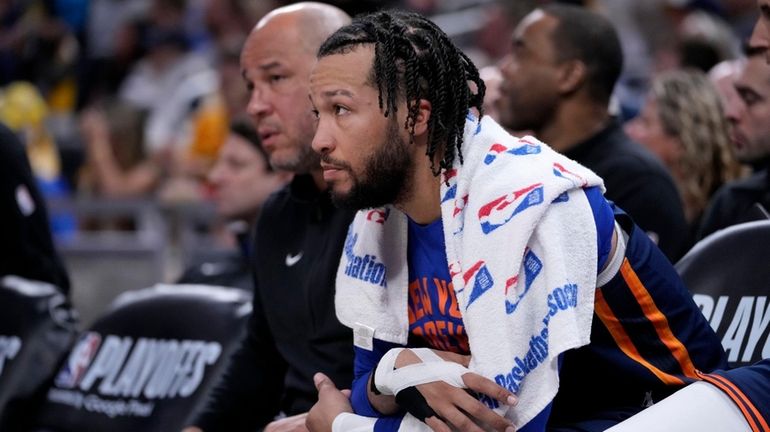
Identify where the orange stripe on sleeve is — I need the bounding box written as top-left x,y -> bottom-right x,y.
595,288 -> 684,386
619,259 -> 698,378
698,371 -> 769,432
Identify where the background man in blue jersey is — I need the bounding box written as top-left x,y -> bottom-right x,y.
304,9 -> 726,432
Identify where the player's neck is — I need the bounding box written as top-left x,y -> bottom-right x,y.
396,157 -> 442,225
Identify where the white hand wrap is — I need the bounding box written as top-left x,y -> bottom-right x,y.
331,412 -> 377,432
373,348 -> 470,395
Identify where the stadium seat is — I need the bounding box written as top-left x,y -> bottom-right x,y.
676,220 -> 770,368
0,276 -> 77,432
33,284 -> 251,431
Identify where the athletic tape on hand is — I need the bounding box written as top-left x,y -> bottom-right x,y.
374,348 -> 470,396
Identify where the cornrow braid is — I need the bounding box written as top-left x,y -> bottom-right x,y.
318,9 -> 485,176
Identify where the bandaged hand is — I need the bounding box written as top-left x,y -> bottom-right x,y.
372,348 -> 517,432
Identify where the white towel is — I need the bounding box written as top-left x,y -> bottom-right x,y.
335,114 -> 604,429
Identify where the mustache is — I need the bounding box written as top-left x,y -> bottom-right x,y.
320,154 -> 352,171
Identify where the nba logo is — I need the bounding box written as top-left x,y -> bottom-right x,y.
553,163 -> 587,187
509,139 -> 541,156
54,332 -> 102,388
484,141 -> 541,165
484,143 -> 508,165
453,194 -> 468,217
465,261 -> 495,307
478,184 -> 544,234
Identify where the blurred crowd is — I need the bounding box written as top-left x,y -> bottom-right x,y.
2,0 -> 770,430
0,0 -> 765,290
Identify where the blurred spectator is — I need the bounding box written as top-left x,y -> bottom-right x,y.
497,4 -> 690,260
215,41 -> 248,123
117,0 -> 227,194
676,8 -> 741,72
178,119 -> 290,289
0,80 -> 75,237
709,57 -> 747,122
479,65 -> 503,123
78,102 -> 157,199
700,43 -> 770,237
626,69 -> 745,233
0,121 -> 70,293
79,0 -> 149,106
0,1 -> 79,107
202,0 -> 259,53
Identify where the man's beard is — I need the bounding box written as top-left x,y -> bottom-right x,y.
327,120 -> 414,210
271,143 -> 321,173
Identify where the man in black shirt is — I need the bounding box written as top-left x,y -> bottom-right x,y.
496,5 -> 689,261
185,3 -> 353,431
0,122 -> 70,293
699,46 -> 770,238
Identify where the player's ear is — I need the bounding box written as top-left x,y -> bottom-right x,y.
412,99 -> 432,136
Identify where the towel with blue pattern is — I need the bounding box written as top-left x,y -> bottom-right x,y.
335,114 -> 604,429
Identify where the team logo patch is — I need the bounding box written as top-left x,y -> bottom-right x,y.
55,332 -> 102,389
464,261 -> 495,307
478,184 -> 544,234
15,185 -> 35,216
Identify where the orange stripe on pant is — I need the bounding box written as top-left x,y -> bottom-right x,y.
594,288 -> 684,386
698,371 -> 770,432
618,259 -> 698,378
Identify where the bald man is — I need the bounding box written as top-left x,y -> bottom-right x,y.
184,4 -> 353,432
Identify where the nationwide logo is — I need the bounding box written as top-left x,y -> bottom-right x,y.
464,261 -> 495,307
53,333 -> 221,400
0,335 -> 22,377
484,140 -> 541,165
478,184 -> 544,234
552,163 -> 587,187
342,231 -> 387,287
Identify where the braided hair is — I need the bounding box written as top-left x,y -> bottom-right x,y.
318,10 -> 485,176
